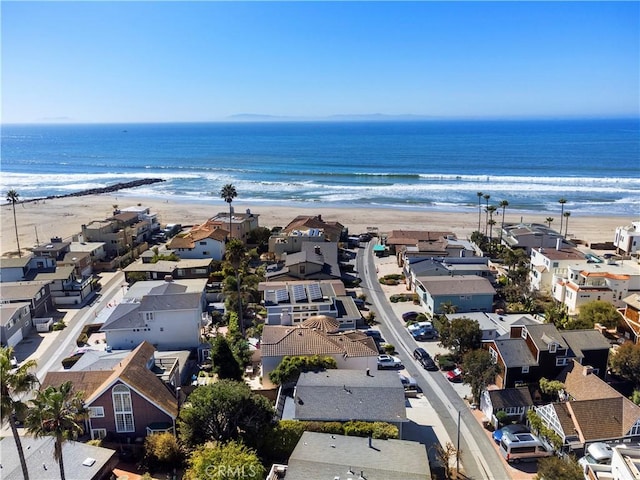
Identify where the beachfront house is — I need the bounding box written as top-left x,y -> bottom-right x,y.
266,242 -> 342,281
268,226 -> 327,260
614,221 -> 640,256
118,205 -> 162,235
281,215 -> 346,243
259,279 -> 361,330
165,220 -> 227,260
404,256 -> 494,292
549,255 -> 640,314
123,258 -> 214,282
260,319 -> 379,389
384,230 -> 459,262
415,275 -> 496,315
81,212 -> 152,258
282,370 -> 408,438
40,341 -> 179,441
487,323 -> 610,389
500,223 -> 569,254
208,209 -> 260,242
268,432 -> 430,480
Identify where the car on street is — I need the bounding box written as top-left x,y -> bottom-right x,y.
492,424 -> 530,444
377,354 -> 403,370
398,373 -> 418,390
413,347 -> 438,371
446,367 -> 463,382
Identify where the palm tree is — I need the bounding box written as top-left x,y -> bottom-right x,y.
558,198 -> 567,234
546,217 -> 554,228
25,381 -> 87,480
6,190 -> 22,257
225,239 -> 247,335
220,184 -> 238,240
476,192 -> 483,232
563,211 -> 571,237
1,346 -> 38,480
483,194 -> 491,235
498,200 -> 509,243
485,205 -> 497,241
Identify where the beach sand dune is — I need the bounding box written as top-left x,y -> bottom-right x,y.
1,193 -> 632,256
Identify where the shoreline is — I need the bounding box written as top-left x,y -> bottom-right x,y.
1,192 -> 635,257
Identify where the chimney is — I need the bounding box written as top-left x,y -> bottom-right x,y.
556,237 -> 562,250
315,245 -> 321,255
164,275 -> 173,282
583,365 -> 595,376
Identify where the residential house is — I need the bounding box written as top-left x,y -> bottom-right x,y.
0,255 -> 37,282
259,279 -> 361,330
550,256 -> 640,314
281,215 -> 346,243
260,319 -> 379,389
2,436 -> 117,480
487,324 -> 610,389
266,242 -> 341,281
529,243 -> 587,294
284,369 -> 408,437
40,341 -> 179,441
59,250 -> 94,278
404,256 -> 494,292
209,208 -> 260,242
446,312 -> 540,343
415,275 -> 496,315
0,302 -> 32,347
99,277 -> 207,350
81,212 -> 151,258
535,361 -> 640,449
501,222 -> 568,254
123,258 -> 214,282
166,220 -> 227,260
268,431 -> 430,480
69,240 -> 107,262
35,265 -> 95,307
619,293 -> 640,344
384,230 -> 456,259
480,386 -> 534,428
268,226 -> 326,260
614,221 -> 640,255
0,280 -> 54,318
118,205 -> 162,234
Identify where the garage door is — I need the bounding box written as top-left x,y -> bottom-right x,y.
7,328 -> 23,348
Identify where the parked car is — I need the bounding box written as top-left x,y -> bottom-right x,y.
492,424 -> 530,444
364,329 -> 382,341
413,347 -> 438,371
402,311 -> 420,322
377,354 -> 403,370
398,373 -> 418,390
408,321 -> 438,340
446,367 -> 463,382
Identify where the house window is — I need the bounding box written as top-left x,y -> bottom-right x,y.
88,406 -> 104,418
556,357 -> 569,367
91,428 -> 107,440
521,329 -> 528,340
112,384 -> 135,433
199,241 -> 207,245
549,343 -> 557,353
522,366 -> 529,374
145,312 -> 154,322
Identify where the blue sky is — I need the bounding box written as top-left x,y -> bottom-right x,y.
2,1 -> 638,123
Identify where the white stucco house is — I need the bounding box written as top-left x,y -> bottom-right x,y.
166,220 -> 227,260
100,277 -> 208,350
614,221 -> 640,255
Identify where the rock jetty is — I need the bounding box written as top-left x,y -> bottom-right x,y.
22,178 -> 165,203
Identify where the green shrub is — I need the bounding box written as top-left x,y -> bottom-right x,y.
383,344 -> 395,355
61,353 -> 83,369
52,321 -> 66,331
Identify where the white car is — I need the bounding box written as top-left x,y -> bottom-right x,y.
377,354 -> 403,370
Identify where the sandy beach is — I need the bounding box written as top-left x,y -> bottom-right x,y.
1,193 -> 634,257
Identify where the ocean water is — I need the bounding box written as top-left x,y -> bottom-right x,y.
1,119 -> 638,217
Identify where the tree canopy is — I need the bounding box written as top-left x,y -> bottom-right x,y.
210,335 -> 243,381
178,380 -> 273,449
184,440 -> 265,480
461,349 -> 499,404
610,342 -> 640,387
268,355 -> 338,386
535,455 -> 583,480
434,316 -> 482,360
577,300 -> 620,329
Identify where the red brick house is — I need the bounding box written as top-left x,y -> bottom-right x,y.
41,342 -> 178,441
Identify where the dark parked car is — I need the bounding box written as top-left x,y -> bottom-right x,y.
402,311 -> 420,322
413,348 -> 438,371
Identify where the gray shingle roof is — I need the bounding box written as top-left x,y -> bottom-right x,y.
488,386 -> 534,409
417,275 -> 496,295
286,432 -> 430,480
493,338 -> 538,368
293,370 -> 407,424
561,329 -> 611,358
